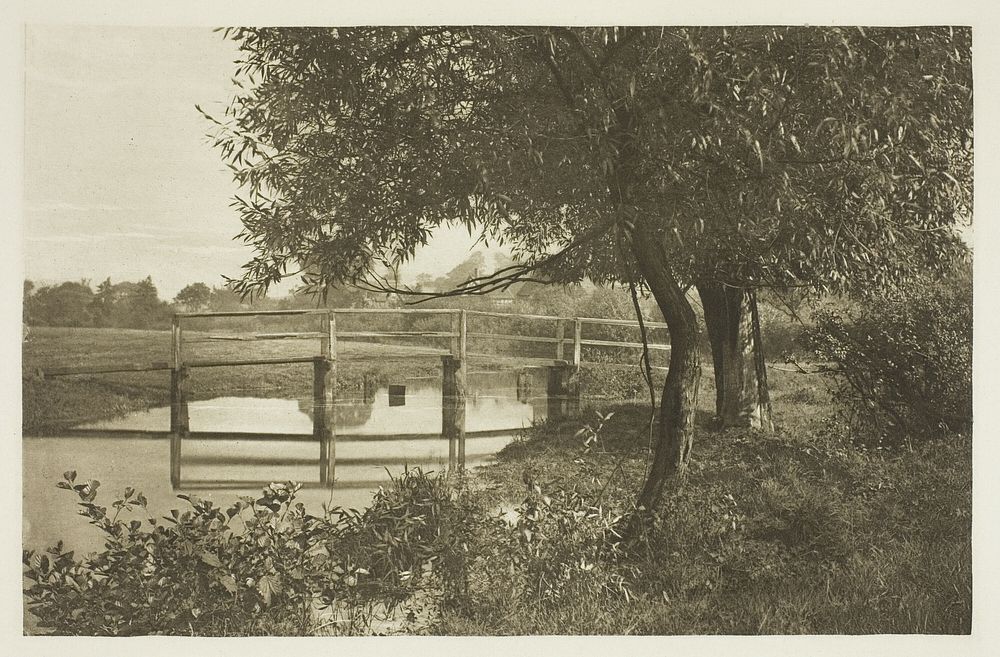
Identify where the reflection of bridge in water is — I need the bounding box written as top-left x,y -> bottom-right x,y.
41,308 -> 669,491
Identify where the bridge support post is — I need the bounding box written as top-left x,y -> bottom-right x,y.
547,364 -> 579,421
516,367 -> 532,403
442,355 -> 467,472
572,318 -> 583,368
169,366 -> 189,489
316,312 -> 337,487
568,367 -> 581,416
315,356 -> 337,486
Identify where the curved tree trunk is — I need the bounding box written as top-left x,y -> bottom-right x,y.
697,282 -> 773,431
630,222 -> 702,511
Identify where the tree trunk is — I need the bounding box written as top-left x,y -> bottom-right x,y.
697,282 -> 773,431
630,222 -> 702,511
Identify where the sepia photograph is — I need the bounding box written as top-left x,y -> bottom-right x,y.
8,2 -> 993,653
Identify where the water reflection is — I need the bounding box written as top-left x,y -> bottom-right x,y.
24,370 -> 548,554
77,370 -> 548,435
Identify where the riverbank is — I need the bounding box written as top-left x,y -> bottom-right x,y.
443,397 -> 971,634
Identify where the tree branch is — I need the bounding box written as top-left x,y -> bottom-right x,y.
351,218 -> 617,304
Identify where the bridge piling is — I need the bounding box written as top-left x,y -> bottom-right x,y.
442,354 -> 467,472
317,313 -> 337,486
169,317 -> 188,488
547,364 -> 580,421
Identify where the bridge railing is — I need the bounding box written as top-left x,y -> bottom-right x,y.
159,308 -> 669,368
35,308 -> 671,489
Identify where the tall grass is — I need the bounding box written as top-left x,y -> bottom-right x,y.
441,391 -> 971,635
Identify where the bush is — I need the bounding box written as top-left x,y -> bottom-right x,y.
24,469 -> 474,636
806,274 -> 972,448
449,481 -> 639,634
339,467 -> 480,610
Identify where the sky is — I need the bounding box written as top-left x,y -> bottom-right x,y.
23,25 -> 503,299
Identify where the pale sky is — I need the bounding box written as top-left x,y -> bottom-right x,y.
23,25 -> 500,299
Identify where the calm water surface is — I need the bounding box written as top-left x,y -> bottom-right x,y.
23,371 -> 547,553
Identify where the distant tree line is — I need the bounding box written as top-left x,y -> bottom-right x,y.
24,277 -> 171,330
22,274 -> 444,330
22,267 -> 653,333
21,251 -> 670,333
23,277 -> 264,330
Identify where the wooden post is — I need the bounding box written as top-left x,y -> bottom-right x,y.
442,355 -> 467,472
442,310 -> 467,471
450,311 -> 461,357
547,365 -> 566,421
555,319 -> 565,361
317,312 -> 337,485
517,367 -> 531,403
458,309 -> 467,361
572,318 -> 583,368
320,311 -> 337,358
567,366 -> 581,416
568,317 -> 582,412
171,316 -> 182,370
457,309 -> 467,469
315,356 -> 337,486
169,366 -> 189,489
547,364 -> 579,421
169,316 -> 187,489
329,312 -> 337,358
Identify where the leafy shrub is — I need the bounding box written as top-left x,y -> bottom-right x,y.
806,274 -> 972,448
337,467 -> 479,609
464,482 -> 637,621
24,469 -> 474,636
578,365 -> 655,403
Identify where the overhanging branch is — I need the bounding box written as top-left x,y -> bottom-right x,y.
351,218 -> 617,304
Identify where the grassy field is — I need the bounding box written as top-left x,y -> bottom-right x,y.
21,327 -> 459,434
21,326 -> 972,634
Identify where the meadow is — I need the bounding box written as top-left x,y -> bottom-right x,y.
22,326 -> 449,435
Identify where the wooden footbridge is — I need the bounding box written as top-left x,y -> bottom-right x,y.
40,308 -> 670,490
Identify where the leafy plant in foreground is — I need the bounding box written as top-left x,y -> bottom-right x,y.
468,481 -> 638,616
24,469 -> 472,636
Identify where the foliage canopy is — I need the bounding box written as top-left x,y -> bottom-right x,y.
207,26 -> 972,299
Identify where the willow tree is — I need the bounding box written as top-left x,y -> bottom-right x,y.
206,26 -> 972,510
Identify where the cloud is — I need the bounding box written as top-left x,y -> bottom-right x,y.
25,200 -> 128,214
23,231 -> 242,247
25,234 -> 95,244
180,246 -> 249,257
27,231 -> 161,243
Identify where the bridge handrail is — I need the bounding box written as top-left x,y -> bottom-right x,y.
37,308 -> 670,378
175,309 -> 329,318
464,309 -> 565,322
577,315 -> 669,330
